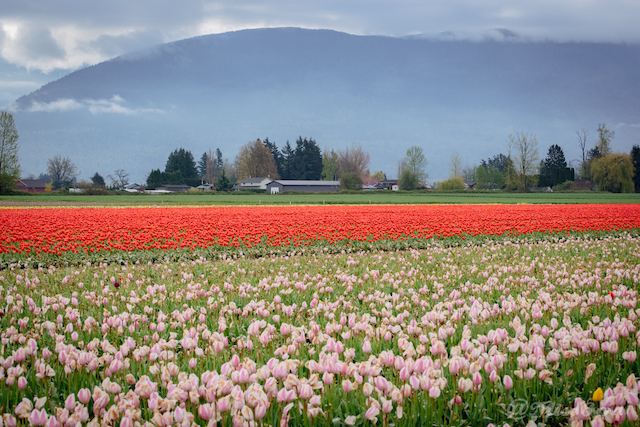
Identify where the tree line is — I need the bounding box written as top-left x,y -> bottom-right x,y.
143,137 -> 376,191
2,108 -> 640,194
428,124 -> 638,193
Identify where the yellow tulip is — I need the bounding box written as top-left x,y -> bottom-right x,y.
593,387 -> 604,402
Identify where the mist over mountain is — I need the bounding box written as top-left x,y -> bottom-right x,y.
11,27 -> 640,182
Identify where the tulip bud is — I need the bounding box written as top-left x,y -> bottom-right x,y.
503,375 -> 513,390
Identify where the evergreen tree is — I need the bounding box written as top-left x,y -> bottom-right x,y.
538,144 -> 567,187
295,137 -> 323,180
165,148 -> 198,179
281,141 -> 295,179
215,148 -> 223,177
198,152 -> 208,178
215,169 -> 232,191
631,145 -> 640,192
146,169 -> 164,189
90,172 -> 106,187
146,169 -> 185,189
482,154 -> 509,173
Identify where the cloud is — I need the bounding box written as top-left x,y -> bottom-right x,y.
26,98 -> 83,112
23,95 -> 163,115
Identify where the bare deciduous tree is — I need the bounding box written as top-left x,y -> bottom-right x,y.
509,131 -> 540,191
448,152 -> 462,178
576,128 -> 589,177
0,111 -> 20,194
234,139 -> 279,180
107,169 -> 130,189
47,155 -> 78,189
204,149 -> 217,185
461,164 -> 476,181
337,143 -> 370,179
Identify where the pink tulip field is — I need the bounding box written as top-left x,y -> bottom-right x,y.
1,219 -> 639,426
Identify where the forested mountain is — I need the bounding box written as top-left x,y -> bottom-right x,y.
11,27 -> 640,181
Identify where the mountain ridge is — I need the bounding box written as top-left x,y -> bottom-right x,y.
12,27 -> 640,182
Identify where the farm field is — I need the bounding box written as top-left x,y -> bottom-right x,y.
0,204 -> 639,426
2,190 -> 640,206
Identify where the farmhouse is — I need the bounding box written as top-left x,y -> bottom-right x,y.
375,179 -> 397,190
13,179 -> 48,193
266,180 -> 340,194
232,177 -> 272,191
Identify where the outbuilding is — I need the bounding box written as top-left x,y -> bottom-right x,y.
155,185 -> 193,192
266,180 -> 340,194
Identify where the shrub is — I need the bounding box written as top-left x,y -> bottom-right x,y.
340,172 -> 363,190
438,176 -> 465,191
553,180 -> 574,191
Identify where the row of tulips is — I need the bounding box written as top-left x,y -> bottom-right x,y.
2,204 -> 640,255
1,230 -> 639,426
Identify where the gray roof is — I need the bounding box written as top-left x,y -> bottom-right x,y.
18,179 -> 46,188
156,185 -> 192,191
269,180 -> 340,186
241,177 -> 271,184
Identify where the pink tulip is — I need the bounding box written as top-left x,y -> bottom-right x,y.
299,383 -> 313,400
217,396 -> 231,413
28,409 -> 48,426
375,376 -> 389,393
17,377 -> 27,390
45,415 -> 58,427
365,405 -> 380,421
409,375 -> 420,390
198,403 -> 213,421
381,398 -> 393,414
429,386 -> 441,399
64,394 -> 75,411
612,406 -> 625,424
399,367 -> 410,382
503,375 -> 513,390
77,388 -> 91,404
4,414 -> 17,427
276,388 -> 296,404
362,340 -> 372,353
472,372 -> 483,386
609,341 -> 619,354
322,372 -> 334,385
255,403 -> 268,420
174,406 -> 185,423
342,379 -> 355,394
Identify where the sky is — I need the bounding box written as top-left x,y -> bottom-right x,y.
1,0 -> 640,108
